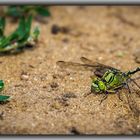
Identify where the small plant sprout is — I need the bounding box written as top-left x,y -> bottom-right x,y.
0,16 -> 40,53
0,80 -> 10,102
5,6 -> 51,18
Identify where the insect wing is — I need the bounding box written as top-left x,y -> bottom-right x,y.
57,57 -> 120,76
57,61 -> 97,71
80,57 -> 120,71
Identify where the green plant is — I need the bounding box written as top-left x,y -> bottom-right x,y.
0,16 -> 40,53
0,17 -> 5,38
6,6 -> 51,18
0,80 -> 10,102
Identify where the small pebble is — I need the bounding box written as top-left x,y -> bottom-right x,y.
50,82 -> 59,88
70,127 -> 81,135
29,64 -> 35,68
42,85 -> 47,88
20,74 -> 29,80
63,92 -> 77,98
51,24 -> 60,34
97,56 -> 103,61
62,38 -> 69,43
0,111 -> 4,120
51,24 -> 70,35
116,51 -> 124,57
137,125 -> 140,129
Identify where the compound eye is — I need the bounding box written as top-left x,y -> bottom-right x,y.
94,80 -> 98,84
93,78 -> 99,84
91,83 -> 100,92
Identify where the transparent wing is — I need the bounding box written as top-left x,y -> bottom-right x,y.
56,61 -> 97,71
57,57 -> 120,77
80,57 -> 120,71
57,57 -> 118,71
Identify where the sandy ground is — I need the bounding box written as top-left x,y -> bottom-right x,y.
0,6 -> 140,135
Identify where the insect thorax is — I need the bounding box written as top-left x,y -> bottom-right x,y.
102,70 -> 126,89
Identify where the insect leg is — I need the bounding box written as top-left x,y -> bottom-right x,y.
129,78 -> 140,97
116,90 -> 123,101
125,83 -> 131,93
99,92 -> 108,105
132,76 -> 140,81
130,78 -> 140,89
84,91 -> 92,97
125,83 -> 140,116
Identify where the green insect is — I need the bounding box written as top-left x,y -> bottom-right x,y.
91,67 -> 140,93
57,57 -> 140,104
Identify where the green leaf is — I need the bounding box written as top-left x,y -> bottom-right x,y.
32,26 -> 40,40
6,6 -> 51,18
8,16 -> 32,44
25,16 -> 32,39
0,95 -> 10,102
6,6 -> 22,17
0,17 -> 26,48
0,80 -> 4,91
0,17 -> 5,38
0,33 -> 18,48
15,16 -> 32,44
14,17 -> 26,41
0,15 -> 39,53
35,7 -> 51,17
